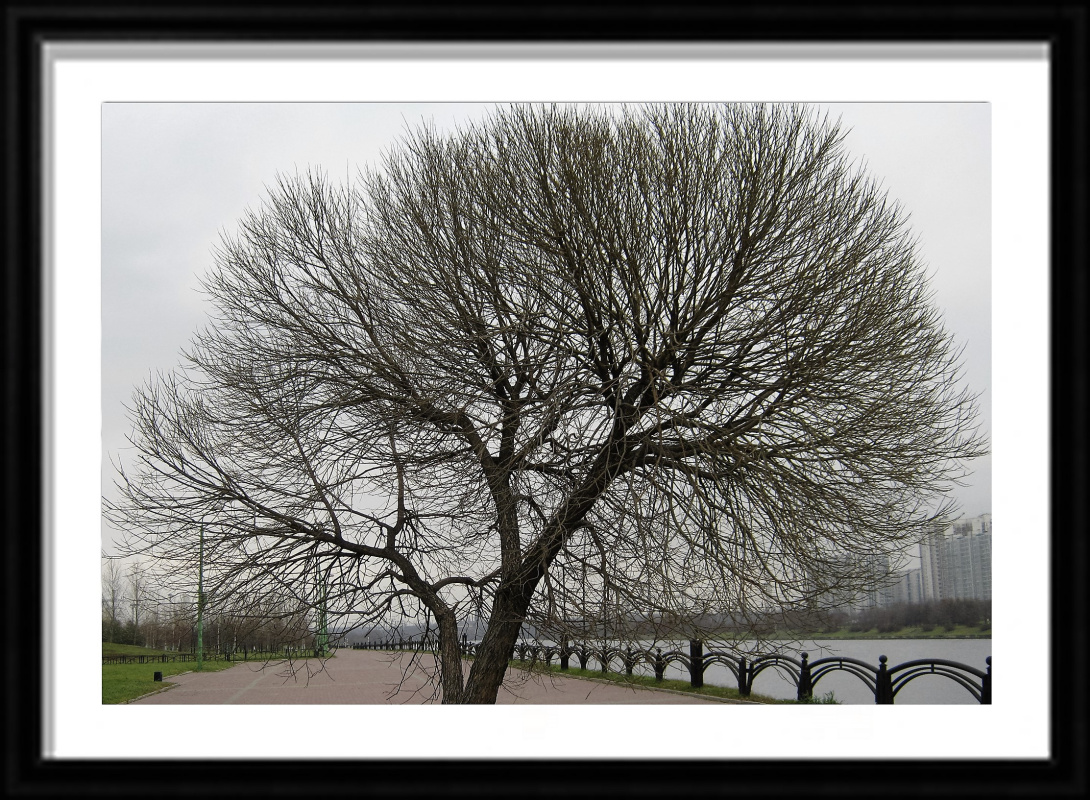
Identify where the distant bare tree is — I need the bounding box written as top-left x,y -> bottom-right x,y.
101,558 -> 124,642
107,103 -> 986,703
126,562 -> 147,647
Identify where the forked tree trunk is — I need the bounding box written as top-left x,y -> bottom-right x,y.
455,470 -> 614,703
459,586 -> 534,704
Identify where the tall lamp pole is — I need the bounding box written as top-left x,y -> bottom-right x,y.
315,558 -> 328,657
196,525 -> 205,671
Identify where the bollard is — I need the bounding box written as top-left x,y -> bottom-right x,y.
153,671 -> 163,682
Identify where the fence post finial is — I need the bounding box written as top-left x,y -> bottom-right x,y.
797,652 -> 813,702
981,656 -> 991,705
876,654 -> 894,704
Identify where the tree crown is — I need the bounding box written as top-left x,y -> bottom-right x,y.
108,103 -> 986,685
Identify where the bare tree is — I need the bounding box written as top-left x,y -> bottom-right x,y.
101,558 -> 124,643
106,104 -> 986,703
126,561 -> 147,647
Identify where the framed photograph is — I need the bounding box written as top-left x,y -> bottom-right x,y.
6,3 -> 1085,795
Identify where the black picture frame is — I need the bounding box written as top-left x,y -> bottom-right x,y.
5,2 -> 1086,796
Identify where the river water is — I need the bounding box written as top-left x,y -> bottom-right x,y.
573,638 -> 992,705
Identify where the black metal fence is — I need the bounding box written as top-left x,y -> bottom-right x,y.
148,635 -> 987,704
520,639 -> 991,705
352,637 -> 991,705
102,646 -> 311,665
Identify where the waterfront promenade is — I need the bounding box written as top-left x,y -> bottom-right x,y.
130,647 -> 737,705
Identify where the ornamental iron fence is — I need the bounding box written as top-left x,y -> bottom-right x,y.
329,636 -> 994,705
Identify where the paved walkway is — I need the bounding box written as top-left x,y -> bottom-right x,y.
131,648 -> 737,705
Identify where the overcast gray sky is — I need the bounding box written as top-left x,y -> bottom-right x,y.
101,102 -> 991,556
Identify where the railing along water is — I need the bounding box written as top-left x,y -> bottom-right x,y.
502,638 -> 992,705
148,636 -> 992,704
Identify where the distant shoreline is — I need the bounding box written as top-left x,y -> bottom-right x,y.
753,629 -> 991,641
783,634 -> 992,641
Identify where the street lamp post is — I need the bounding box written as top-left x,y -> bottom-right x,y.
197,526 -> 205,671
315,558 -> 329,657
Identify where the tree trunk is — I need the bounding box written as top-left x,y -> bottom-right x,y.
460,587 -> 533,703
457,463 -> 620,703
437,612 -> 466,704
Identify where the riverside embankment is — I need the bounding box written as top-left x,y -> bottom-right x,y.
130,648 -> 742,705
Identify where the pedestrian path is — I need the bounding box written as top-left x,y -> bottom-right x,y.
131,648 -> 738,704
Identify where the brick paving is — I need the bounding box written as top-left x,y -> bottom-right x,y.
131,647 -> 735,705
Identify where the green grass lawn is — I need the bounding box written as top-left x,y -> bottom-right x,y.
510,660 -> 827,704
102,643 -> 337,704
102,659 -> 237,704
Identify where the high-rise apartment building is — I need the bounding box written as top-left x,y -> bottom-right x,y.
805,513 -> 991,612
803,552 -> 898,611
853,553 -> 896,610
918,513 -> 992,602
890,567 -> 925,605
